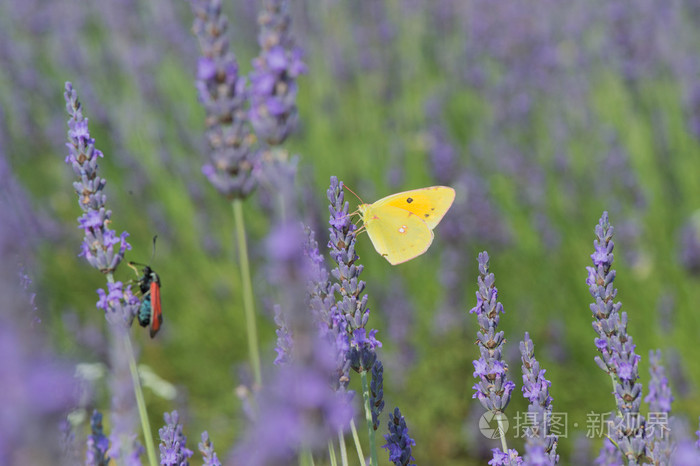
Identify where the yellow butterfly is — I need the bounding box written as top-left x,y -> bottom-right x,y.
356,186 -> 456,265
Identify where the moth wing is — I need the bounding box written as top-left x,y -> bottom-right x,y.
364,205 -> 434,265
149,281 -> 162,338
375,186 -> 456,230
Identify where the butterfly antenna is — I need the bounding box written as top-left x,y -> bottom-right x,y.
150,235 -> 158,263
343,184 -> 364,204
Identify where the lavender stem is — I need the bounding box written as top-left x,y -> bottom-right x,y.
233,199 -> 262,388
338,428 -> 350,466
123,331 -> 157,466
350,419 -> 367,466
361,370 -> 379,466
327,441 -> 338,466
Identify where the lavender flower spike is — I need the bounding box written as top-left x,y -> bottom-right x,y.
327,176 -> 381,375
192,0 -> 256,199
86,410 -> 110,466
520,332 -> 558,464
64,82 -> 140,329
64,82 -> 131,275
158,411 -> 194,465
470,252 -> 516,413
585,212 -> 646,462
370,360 -> 385,430
644,349 -> 674,463
198,432 -> 221,466
383,407 -> 416,466
249,0 -> 307,145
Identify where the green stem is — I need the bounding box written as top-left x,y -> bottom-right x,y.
337,428 -> 349,466
328,440 -> 338,466
360,371 -> 378,466
495,411 -> 508,454
299,449 -> 314,466
106,273 -> 157,466
350,419 -> 366,466
232,199 -> 262,388
123,332 -> 158,466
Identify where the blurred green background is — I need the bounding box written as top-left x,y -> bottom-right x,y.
2,0 -> 700,463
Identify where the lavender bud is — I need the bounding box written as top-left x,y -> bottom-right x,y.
383,407 -> 416,466
158,410 -> 194,465
370,360 -> 385,430
470,252 -> 515,413
86,410 -> 110,466
198,432 -> 221,466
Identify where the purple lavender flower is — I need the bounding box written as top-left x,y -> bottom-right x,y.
645,350 -> 673,415
488,448 -> 522,465
191,0 -> 257,199
233,198 -> 354,464
64,82 -> 131,275
64,82 -> 140,330
231,359 -> 354,465
585,212 -> 646,462
679,211 -> 700,275
86,410 -> 110,466
644,349 -> 673,463
249,0 -> 307,145
470,251 -> 516,413
327,176 -> 381,375
370,360 -> 385,430
273,303 -> 293,366
670,439 -> 700,465
383,407 -> 416,466
379,276 -> 416,384
594,438 -> 623,465
304,227 -> 351,391
0,319 -> 78,463
519,333 -> 558,463
158,411 -> 194,466
198,432 -> 221,466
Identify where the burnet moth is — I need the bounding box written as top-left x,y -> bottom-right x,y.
128,235 -> 162,338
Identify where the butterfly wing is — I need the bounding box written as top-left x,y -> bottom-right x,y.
363,204 -> 434,265
149,280 -> 162,338
375,186 -> 455,230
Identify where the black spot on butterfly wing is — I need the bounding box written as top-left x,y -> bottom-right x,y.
406,197 -> 413,203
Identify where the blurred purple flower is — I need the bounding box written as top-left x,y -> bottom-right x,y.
0,157 -> 79,460
670,439 -> 700,465
304,227 -> 351,391
594,437 -> 622,465
645,349 -> 673,415
470,252 -> 516,413
158,411 -> 194,466
231,360 -> 353,465
191,0 -> 257,199
519,333 -> 558,463
86,410 -> 110,466
489,448 -> 522,466
383,407 -> 416,466
198,432 -> 221,466
644,349 -> 674,463
379,276 -> 416,383
586,212 -> 646,462
679,211 -> 700,275
249,0 -> 307,145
